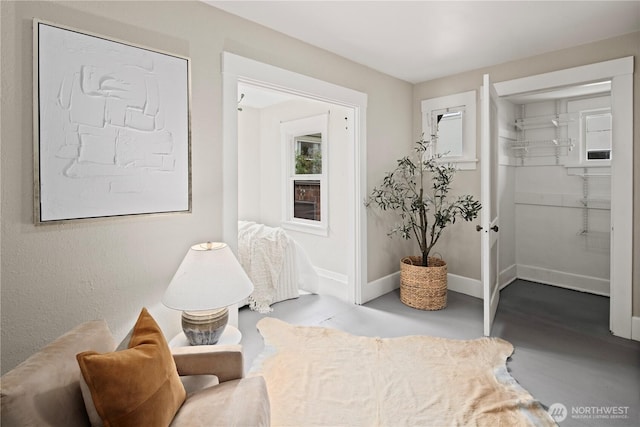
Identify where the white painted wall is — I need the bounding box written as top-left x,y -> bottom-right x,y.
515,172 -> 611,292
238,98 -> 351,276
238,106 -> 262,220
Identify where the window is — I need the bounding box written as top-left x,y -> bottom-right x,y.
294,134 -> 322,222
281,114 -> 328,235
421,90 -> 477,170
295,134 -> 322,175
584,111 -> 611,161
567,96 -> 611,168
432,110 -> 464,157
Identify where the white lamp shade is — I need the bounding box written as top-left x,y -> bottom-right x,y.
162,242 -> 254,311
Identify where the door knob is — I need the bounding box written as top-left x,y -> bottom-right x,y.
476,225 -> 483,232
491,225 -> 499,232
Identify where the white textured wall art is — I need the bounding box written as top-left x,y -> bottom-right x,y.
34,21 -> 190,222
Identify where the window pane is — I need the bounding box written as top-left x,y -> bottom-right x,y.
295,135 -> 322,174
585,113 -> 611,162
435,110 -> 463,157
293,180 -> 321,221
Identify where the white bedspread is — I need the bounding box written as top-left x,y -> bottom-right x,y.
238,221 -> 300,313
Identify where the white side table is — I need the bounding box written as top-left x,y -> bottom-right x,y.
169,325 -> 242,348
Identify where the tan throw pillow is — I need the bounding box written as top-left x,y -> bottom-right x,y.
76,308 -> 186,427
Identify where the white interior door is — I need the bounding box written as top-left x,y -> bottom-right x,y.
481,74 -> 500,336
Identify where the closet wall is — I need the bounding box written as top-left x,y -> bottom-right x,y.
500,92 -> 612,295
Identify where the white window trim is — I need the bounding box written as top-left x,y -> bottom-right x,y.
566,96 -> 612,168
583,109 -> 612,165
421,90 -> 478,170
280,113 -> 329,236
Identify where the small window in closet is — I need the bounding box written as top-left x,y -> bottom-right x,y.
583,112 -> 612,161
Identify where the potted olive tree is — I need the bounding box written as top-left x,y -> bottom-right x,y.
366,135 -> 481,310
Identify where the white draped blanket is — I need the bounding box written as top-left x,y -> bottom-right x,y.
238,221 -> 298,313
250,318 -> 556,427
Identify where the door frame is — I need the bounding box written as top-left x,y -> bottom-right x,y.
493,56 -> 634,339
221,52 -> 368,304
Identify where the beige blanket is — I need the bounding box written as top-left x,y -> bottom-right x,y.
250,318 -> 556,427
238,221 -> 297,313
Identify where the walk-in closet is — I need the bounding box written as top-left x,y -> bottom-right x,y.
499,82 -> 612,301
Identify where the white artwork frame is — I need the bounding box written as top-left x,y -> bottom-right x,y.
33,20 -> 191,224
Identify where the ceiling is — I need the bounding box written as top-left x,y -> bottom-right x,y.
206,1 -> 639,84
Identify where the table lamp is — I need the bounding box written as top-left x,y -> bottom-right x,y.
162,242 -> 254,345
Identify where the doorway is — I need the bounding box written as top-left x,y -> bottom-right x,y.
484,57 -> 634,338
221,52 -> 368,305
236,82 -> 353,299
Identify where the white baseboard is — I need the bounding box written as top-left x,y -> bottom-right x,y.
315,267 -> 348,285
447,273 -> 482,299
499,264 -> 518,290
632,317 -> 640,342
315,267 -> 349,301
516,264 -> 609,296
362,264 -> 608,306
360,266 -> 631,340
362,271 -> 399,304
362,271 -> 482,304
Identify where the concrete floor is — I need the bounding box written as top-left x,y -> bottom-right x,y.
238,279 -> 640,427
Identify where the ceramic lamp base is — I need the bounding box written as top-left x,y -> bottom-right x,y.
181,308 -> 229,345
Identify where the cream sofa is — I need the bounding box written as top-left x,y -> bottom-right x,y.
0,319 -> 270,426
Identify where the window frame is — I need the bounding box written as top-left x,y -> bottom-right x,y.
280,113 -> 329,236
421,90 -> 477,170
566,95 -> 612,168
583,109 -> 612,163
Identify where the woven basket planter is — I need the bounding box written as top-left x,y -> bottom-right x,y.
400,256 -> 447,310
